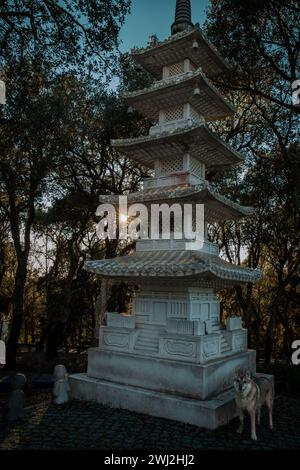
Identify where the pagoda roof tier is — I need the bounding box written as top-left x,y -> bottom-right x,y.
84,251 -> 260,285
99,182 -> 252,222
124,69 -> 235,121
131,26 -> 231,79
111,123 -> 243,170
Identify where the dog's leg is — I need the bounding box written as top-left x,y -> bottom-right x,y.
257,407 -> 261,425
266,392 -> 273,430
249,409 -> 257,441
237,409 -> 244,434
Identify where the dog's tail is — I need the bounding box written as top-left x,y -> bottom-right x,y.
258,375 -> 275,400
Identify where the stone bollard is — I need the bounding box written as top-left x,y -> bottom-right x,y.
53,365 -> 70,405
7,373 -> 27,422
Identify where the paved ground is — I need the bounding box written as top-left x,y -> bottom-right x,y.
0,395 -> 299,450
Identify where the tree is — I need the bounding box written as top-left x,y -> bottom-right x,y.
0,62 -> 72,368
205,0 -> 300,360
28,68 -> 150,359
205,0 -> 300,114
0,0 -> 131,76
0,0 -> 133,368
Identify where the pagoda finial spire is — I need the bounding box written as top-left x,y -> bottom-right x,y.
171,0 -> 194,35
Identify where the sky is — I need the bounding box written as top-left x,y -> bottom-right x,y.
119,0 -> 210,52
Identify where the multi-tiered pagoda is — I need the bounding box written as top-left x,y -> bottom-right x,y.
70,1 -> 263,429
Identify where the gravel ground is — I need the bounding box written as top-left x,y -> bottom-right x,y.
0,395 -> 299,450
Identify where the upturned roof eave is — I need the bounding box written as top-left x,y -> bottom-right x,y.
111,123 -> 244,168
99,184 -> 253,220
84,251 -> 261,284
124,68 -> 236,117
131,26 -> 231,79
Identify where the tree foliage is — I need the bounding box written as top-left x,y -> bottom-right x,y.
0,0 -> 131,76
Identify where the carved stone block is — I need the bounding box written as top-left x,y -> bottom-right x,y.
99,326 -> 138,353
223,329 -> 248,352
106,313 -> 136,330
226,316 -> 242,331
199,334 -> 221,362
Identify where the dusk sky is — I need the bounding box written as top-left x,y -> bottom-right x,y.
119,0 -> 210,52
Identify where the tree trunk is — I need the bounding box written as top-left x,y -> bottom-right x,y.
38,327 -> 46,352
5,256 -> 27,369
235,284 -> 255,348
46,323 -> 62,361
265,310 -> 276,364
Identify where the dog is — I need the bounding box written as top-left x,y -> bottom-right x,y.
234,369 -> 274,440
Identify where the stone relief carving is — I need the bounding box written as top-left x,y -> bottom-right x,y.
103,333 -> 130,349
233,332 -> 247,351
165,339 -> 196,357
203,339 -> 219,358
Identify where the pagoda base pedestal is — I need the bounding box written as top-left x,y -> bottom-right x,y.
69,374 -> 239,429
69,347 -> 257,429
74,347 -> 255,400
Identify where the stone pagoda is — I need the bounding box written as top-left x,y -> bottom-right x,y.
70,0 -> 263,429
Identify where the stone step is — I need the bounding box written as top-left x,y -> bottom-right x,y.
137,336 -> 158,344
136,324 -> 165,332
137,326 -> 163,332
136,328 -> 161,337
135,344 -> 158,352
135,344 -> 157,351
221,338 -> 229,344
136,337 -> 158,345
220,335 -> 231,353
134,329 -> 160,353
211,325 -> 221,331
135,337 -> 156,342
137,332 -> 157,338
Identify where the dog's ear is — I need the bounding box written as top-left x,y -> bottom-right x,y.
245,369 -> 251,379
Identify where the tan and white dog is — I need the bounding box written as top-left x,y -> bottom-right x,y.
234,369 -> 274,441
